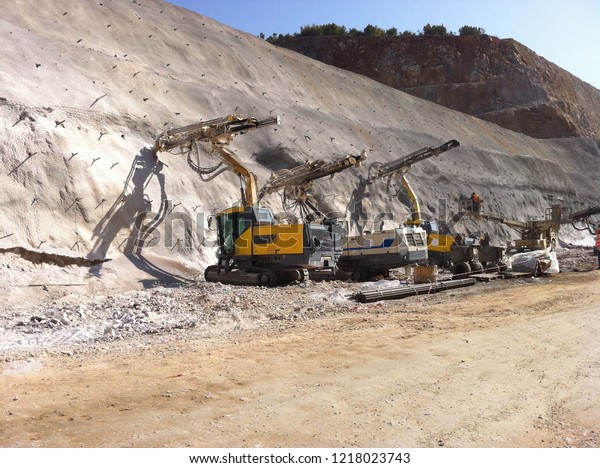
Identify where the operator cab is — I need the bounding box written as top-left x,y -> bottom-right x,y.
216,206 -> 275,255
422,220 -> 438,235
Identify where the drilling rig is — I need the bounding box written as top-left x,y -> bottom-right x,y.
154,114 -> 343,286
473,203 -> 600,252
338,140 -> 460,279
257,150 -> 368,277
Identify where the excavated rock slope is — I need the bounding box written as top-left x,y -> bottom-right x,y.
1,0 -> 599,281
274,35 -> 600,140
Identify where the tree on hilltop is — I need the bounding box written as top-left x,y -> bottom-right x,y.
263,22 -> 489,42
459,25 -> 486,36
300,23 -> 347,36
422,23 -> 452,36
363,24 -> 386,36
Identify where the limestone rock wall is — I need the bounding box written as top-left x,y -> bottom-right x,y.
274,35 -> 600,139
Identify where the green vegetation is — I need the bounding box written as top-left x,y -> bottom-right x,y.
422,23 -> 451,36
264,23 -> 487,43
300,23 -> 348,36
458,25 -> 486,36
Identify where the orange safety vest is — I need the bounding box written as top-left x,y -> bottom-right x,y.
472,194 -> 480,203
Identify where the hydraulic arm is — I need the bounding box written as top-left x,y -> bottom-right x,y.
154,114 -> 279,207
258,150 -> 367,220
366,140 -> 460,184
480,213 -> 527,231
259,150 -> 367,201
154,114 -> 279,153
365,140 -> 460,226
571,206 -> 600,234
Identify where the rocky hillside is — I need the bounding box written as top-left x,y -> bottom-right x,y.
1,0 -> 599,285
273,35 -> 600,139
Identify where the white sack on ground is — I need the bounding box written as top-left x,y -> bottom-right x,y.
508,249 -> 560,274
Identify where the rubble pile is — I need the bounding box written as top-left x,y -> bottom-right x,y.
1,249 -> 594,360
0,279 -> 359,358
1,288 -> 204,357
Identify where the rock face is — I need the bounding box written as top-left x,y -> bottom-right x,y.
1,0 -> 599,282
273,35 -> 600,139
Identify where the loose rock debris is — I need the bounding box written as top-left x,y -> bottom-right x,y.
0,277 -> 365,358
4,245 -> 596,361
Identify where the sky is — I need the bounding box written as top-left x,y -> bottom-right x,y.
169,0 -> 600,90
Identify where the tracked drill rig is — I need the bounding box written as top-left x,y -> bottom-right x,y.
154,114 -> 343,286
257,150 -> 368,277
337,140 -> 460,279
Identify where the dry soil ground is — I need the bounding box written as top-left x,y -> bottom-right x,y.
1,250 -> 599,448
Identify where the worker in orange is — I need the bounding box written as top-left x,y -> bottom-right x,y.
595,226 -> 600,269
469,192 -> 480,212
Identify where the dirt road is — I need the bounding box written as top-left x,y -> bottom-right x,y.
2,271 -> 599,447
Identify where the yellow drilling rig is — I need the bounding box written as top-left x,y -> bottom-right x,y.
154,114 -> 346,286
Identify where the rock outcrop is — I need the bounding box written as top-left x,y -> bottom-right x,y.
273,35 -> 600,139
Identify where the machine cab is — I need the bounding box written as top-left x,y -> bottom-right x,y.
422,220 -> 438,235
216,206 -> 274,256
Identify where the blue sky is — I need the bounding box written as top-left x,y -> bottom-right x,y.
169,0 -> 600,90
